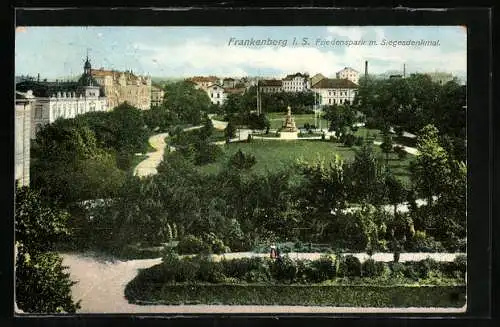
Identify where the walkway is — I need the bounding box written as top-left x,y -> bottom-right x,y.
133,133 -> 169,177
61,251 -> 465,313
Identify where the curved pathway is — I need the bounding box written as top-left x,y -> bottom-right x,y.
133,133 -> 170,177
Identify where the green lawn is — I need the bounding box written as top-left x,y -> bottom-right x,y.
266,112 -> 329,130
198,139 -> 414,184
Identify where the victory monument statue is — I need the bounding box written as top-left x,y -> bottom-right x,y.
279,106 -> 299,139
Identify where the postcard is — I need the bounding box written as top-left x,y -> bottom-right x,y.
14,24 -> 467,314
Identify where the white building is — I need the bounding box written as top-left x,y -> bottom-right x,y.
311,78 -> 358,106
425,72 -> 455,85
188,76 -> 220,90
16,57 -> 109,139
259,79 -> 283,93
206,83 -> 226,105
336,67 -> 360,85
15,91 -> 35,187
282,73 -> 310,92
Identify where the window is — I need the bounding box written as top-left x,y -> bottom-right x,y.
333,92 -> 336,96
35,106 -> 42,119
329,99 -> 331,104
333,99 -> 336,104
217,93 -> 220,98
211,93 -> 214,98
340,99 -> 343,104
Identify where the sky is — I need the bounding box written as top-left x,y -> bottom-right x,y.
15,26 -> 467,81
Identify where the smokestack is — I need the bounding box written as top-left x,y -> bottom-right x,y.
364,60 -> 368,78
403,63 -> 406,78
37,73 -> 40,82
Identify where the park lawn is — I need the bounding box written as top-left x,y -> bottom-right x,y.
199,139 -> 414,184
208,129 -> 227,142
266,112 -> 329,130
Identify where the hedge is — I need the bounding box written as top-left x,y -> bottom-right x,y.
125,283 -> 465,307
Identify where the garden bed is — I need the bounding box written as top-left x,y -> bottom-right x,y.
126,283 -> 465,307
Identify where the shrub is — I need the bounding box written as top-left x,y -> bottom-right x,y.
354,136 -> 364,146
343,134 -> 356,147
311,255 -> 337,282
197,257 -> 226,283
177,234 -> 211,255
406,231 -> 446,252
394,145 -> 407,160
389,262 -> 406,278
361,258 -> 386,278
174,257 -> 200,282
339,255 -> 362,277
221,257 -> 265,280
414,258 -> 440,279
203,232 -> 228,254
271,255 -> 298,283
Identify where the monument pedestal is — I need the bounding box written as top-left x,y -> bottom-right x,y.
279,131 -> 298,139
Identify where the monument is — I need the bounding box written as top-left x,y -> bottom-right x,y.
280,106 -> 299,139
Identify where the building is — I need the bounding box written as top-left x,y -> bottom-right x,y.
188,76 -> 220,90
311,78 -> 358,106
310,73 -> 326,87
206,83 -> 226,105
425,72 -> 455,85
151,85 -> 165,107
224,87 -> 246,96
336,67 -> 360,85
15,91 -> 34,187
16,57 -> 109,138
222,78 -> 237,89
282,73 -> 310,92
258,79 -> 283,93
91,68 -> 152,110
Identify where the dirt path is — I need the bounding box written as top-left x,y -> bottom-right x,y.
133,133 -> 170,177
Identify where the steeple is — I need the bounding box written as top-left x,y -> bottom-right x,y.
84,52 -> 91,75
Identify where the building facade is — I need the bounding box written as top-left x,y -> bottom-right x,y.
16,57 -> 109,138
15,91 -> 34,187
425,72 -> 455,85
91,68 -> 152,110
151,85 -> 165,107
206,83 -> 226,105
311,78 -> 358,106
336,67 -> 360,85
282,73 -> 310,92
258,79 -> 283,93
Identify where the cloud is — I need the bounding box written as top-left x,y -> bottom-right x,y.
134,31 -> 466,78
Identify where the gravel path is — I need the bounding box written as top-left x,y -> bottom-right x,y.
61,251 -> 465,313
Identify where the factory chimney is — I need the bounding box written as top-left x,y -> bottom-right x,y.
403,63 -> 406,78
364,60 -> 368,78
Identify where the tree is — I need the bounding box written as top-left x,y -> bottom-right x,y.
15,186 -> 80,313
410,124 -> 450,207
383,170 -> 407,217
228,149 -> 256,170
380,132 -> 394,166
164,81 -> 211,125
323,104 -> 355,136
31,119 -> 125,205
224,120 -> 236,142
345,144 -> 385,203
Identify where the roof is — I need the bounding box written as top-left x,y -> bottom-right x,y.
311,78 -> 359,89
259,79 -> 283,87
189,76 -> 219,83
337,67 -> 359,73
207,83 -> 224,89
16,79 -> 105,98
283,72 -> 309,80
224,87 -> 246,94
223,77 -> 235,81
